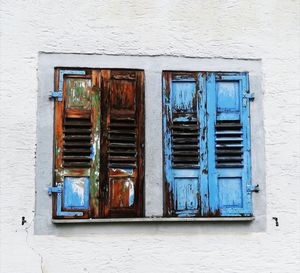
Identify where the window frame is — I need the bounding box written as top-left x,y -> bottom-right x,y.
35,54 -> 265,234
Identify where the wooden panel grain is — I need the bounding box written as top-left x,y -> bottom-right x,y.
100,70 -> 145,218
53,68 -> 100,219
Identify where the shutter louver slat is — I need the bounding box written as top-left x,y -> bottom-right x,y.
207,72 -> 253,217
171,120 -> 200,168
108,118 -> 137,169
52,69 -> 101,219
63,117 -> 92,168
215,120 -> 243,168
101,70 -> 144,217
163,72 -> 208,217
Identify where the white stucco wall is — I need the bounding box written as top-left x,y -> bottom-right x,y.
0,1 -> 299,273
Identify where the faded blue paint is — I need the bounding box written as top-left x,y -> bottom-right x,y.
163,73 -> 207,216
198,73 -> 209,215
171,80 -> 196,113
122,168 -> 134,175
218,177 -> 243,208
128,179 -> 135,207
54,69 -> 85,101
111,168 -> 134,176
164,72 -> 254,217
89,145 -> 95,159
173,114 -> 195,122
48,184 -> 83,217
216,81 -> 240,120
63,177 -> 89,209
207,73 -> 253,216
175,178 -> 198,210
162,75 -> 172,195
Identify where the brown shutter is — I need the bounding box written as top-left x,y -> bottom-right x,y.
100,70 -> 145,217
52,68 -> 100,219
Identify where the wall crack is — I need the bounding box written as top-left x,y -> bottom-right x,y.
24,215 -> 45,273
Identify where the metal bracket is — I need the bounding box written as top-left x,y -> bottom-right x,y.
48,186 -> 62,194
243,92 -> 255,107
244,93 -> 255,101
49,91 -> 63,101
49,69 -> 86,102
48,185 -> 83,217
247,184 -> 260,193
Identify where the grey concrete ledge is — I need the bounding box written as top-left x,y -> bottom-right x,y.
52,217 -> 255,224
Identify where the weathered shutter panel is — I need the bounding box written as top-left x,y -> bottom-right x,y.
207,72 -> 253,216
163,72 -> 208,217
51,69 -> 100,219
100,70 -> 145,217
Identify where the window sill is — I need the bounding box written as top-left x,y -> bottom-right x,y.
52,216 -> 255,224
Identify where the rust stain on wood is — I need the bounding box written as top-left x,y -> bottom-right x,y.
100,70 -> 145,218
52,68 -> 145,219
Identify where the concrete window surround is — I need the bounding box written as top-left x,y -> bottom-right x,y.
35,53 -> 265,235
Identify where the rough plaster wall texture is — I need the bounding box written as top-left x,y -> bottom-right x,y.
0,0 -> 299,273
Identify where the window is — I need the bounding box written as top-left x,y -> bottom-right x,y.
43,58 -> 260,225
49,68 -> 145,219
163,71 -> 254,217
49,69 -> 255,220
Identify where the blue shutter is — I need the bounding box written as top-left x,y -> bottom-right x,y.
207,72 -> 253,216
163,72 -> 208,217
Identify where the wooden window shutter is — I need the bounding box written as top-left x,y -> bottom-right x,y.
100,70 -> 145,217
207,72 -> 253,216
51,69 -> 101,219
163,72 -> 208,217
51,68 -> 145,219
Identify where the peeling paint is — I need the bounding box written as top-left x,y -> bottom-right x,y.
163,71 -> 253,217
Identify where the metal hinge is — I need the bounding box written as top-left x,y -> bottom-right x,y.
49,91 -> 63,101
247,184 -> 260,193
243,92 -> 255,107
49,69 -> 86,103
48,186 -> 62,195
48,185 -> 83,217
244,93 -> 255,101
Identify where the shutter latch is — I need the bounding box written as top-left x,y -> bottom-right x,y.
247,184 -> 260,193
49,91 -> 63,101
48,185 -> 83,217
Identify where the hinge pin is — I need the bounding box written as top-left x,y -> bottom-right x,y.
252,184 -> 260,192
247,184 -> 260,193
49,91 -> 62,101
